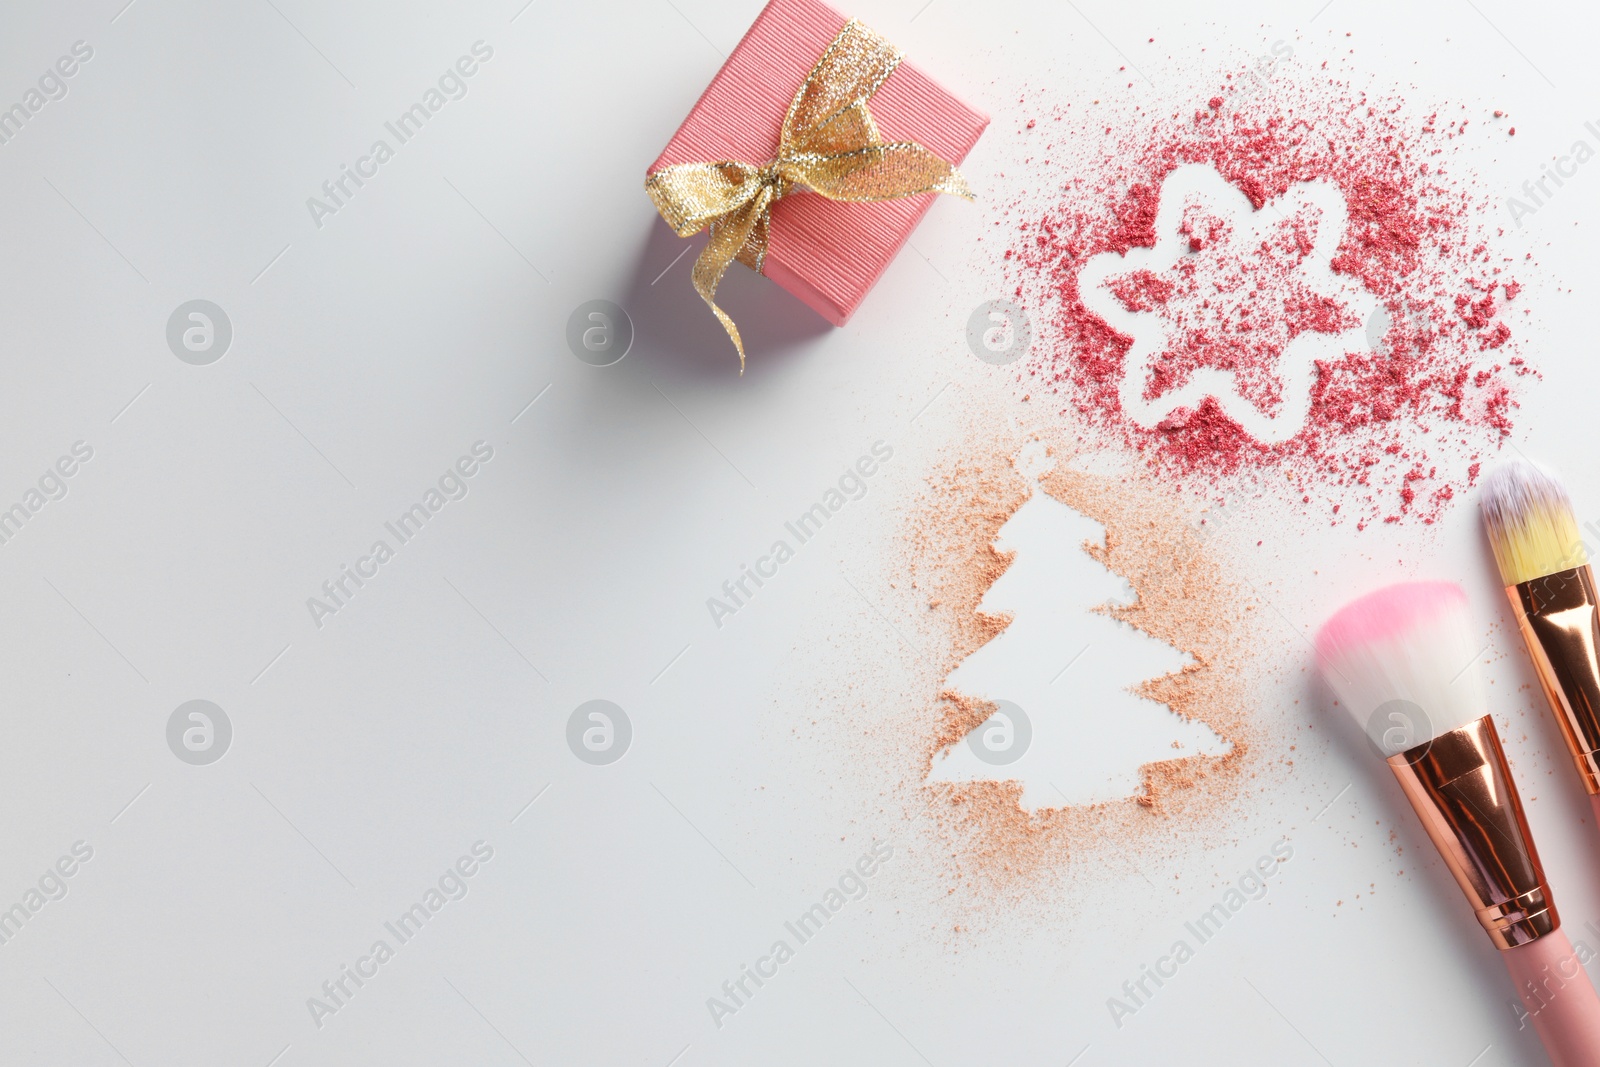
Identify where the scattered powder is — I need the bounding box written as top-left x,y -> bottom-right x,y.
929,689 -> 1001,769
890,422 -> 1271,913
911,455 -> 1027,765
995,48 -> 1533,526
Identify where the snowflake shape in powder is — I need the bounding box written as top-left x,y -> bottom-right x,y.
1078,163 -> 1375,444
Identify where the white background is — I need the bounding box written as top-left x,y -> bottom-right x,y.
0,0 -> 1597,1064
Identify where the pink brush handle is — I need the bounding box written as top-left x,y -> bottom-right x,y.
1503,931 -> 1600,1067
1591,794 -> 1600,836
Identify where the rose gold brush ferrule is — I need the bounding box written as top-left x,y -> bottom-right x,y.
1386,715 -> 1559,949
1507,566 -> 1600,795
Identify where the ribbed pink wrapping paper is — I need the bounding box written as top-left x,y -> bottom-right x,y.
650,0 -> 989,326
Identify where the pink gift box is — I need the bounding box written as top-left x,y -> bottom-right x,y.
649,0 -> 988,327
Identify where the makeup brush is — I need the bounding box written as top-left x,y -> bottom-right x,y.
1317,581 -> 1600,1066
1481,460 -> 1600,824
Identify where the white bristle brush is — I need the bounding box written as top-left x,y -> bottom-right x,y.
1317,581 -> 1600,1067
1481,459 -> 1600,834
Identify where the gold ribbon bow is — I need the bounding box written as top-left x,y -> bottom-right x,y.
645,19 -> 973,370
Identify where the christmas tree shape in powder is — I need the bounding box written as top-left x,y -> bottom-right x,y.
928,446 -> 1231,809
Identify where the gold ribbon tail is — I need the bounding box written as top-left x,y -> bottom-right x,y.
690,185 -> 773,373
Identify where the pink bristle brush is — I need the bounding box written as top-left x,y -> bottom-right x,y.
1316,581 -> 1600,1066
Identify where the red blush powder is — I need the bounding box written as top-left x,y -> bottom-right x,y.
999,62 -> 1531,526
